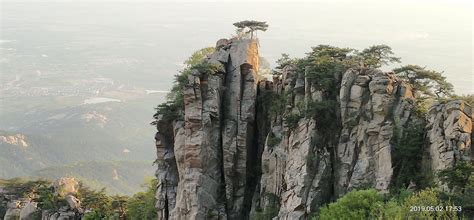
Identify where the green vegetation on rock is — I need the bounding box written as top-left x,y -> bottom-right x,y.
0,178 -> 158,219
314,188 -> 459,219
393,64 -> 454,98
152,47 -> 220,123
392,119 -> 426,190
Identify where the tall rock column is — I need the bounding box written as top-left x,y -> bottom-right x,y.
154,38 -> 260,220
170,69 -> 226,219
256,65 -> 334,220
425,100 -> 472,190
336,69 -> 415,195
155,118 -> 179,220
221,39 -> 259,219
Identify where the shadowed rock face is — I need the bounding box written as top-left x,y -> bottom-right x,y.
153,39 -> 472,220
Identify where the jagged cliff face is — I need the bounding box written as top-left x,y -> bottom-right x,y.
154,39 -> 473,220
336,69 -> 415,195
255,64 -> 333,219
155,38 -> 260,219
254,67 -> 417,219
425,101 -> 472,190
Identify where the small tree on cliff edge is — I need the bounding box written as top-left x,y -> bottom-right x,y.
393,64 -> 454,98
233,20 -> 268,39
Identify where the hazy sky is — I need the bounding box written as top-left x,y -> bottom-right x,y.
1,0 -> 473,93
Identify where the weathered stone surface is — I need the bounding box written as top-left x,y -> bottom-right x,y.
52,178 -> 79,197
64,195 -> 81,212
154,39 -> 260,220
425,100 -> 472,191
1,178 -> 84,220
255,64 -> 333,219
336,69 -> 415,195
4,206 -> 21,220
154,38 -> 472,220
19,202 -> 37,220
154,116 -> 178,220
216,38 -> 230,49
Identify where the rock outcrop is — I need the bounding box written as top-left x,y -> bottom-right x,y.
155,38 -> 260,220
52,178 -> 80,198
0,133 -> 28,148
254,64 -> 333,220
336,69 -> 415,195
1,178 -> 83,220
424,100 -> 472,190
153,38 -> 473,220
3,201 -> 21,220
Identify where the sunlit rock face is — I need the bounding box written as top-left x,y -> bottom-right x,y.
154,38 -> 260,220
335,69 -> 416,196
153,38 -> 472,220
0,133 -> 28,148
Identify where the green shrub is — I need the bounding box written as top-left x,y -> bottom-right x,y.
152,47 -> 216,123
126,179 -> 158,220
314,188 -> 459,219
152,100 -> 182,124
284,112 -> 302,130
438,162 -> 474,218
275,53 -> 296,71
184,47 -> 215,67
269,90 -> 290,117
449,175 -> 474,218
266,132 -> 281,148
316,189 -> 384,219
392,119 -> 425,189
438,161 -> 473,190
78,187 -> 113,218
402,188 -> 458,219
304,100 -> 338,131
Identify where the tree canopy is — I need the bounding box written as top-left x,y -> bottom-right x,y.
393,64 -> 454,97
152,47 -> 219,124
358,44 -> 401,68
233,20 -> 268,38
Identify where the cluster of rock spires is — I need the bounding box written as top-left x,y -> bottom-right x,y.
2,178 -> 83,220
153,38 -> 472,219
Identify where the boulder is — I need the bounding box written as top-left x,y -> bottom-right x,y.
52,178 -> 79,197
19,202 -> 37,220
4,208 -> 21,220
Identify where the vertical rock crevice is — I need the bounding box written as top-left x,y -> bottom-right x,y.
155,38 -> 261,220
424,100 -> 472,191
154,38 -> 472,220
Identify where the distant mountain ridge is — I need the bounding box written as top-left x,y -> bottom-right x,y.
30,160 -> 155,195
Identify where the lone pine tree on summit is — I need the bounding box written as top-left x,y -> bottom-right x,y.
233,20 -> 268,39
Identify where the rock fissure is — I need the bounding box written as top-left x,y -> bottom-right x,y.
154,38 -> 472,220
